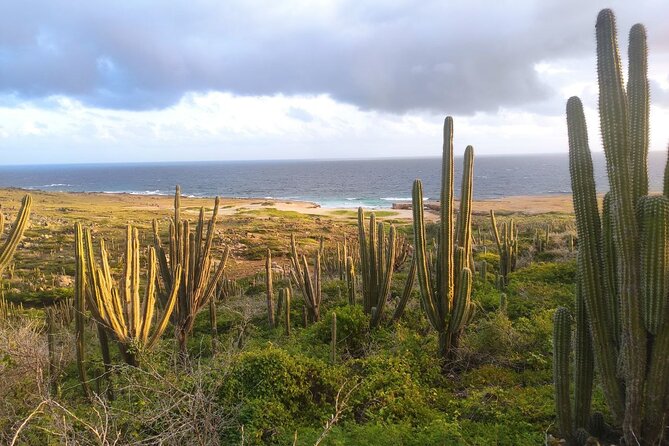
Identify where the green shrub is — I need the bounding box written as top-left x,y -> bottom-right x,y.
312,306 -> 370,357
222,346 -> 339,444
348,355 -> 435,423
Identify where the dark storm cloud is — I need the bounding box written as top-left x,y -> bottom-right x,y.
0,0 -> 667,114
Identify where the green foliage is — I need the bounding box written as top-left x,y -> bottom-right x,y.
223,346 -> 339,444
312,306 -> 370,357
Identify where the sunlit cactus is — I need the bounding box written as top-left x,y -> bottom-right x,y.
412,117 -> 475,361
559,9 -> 669,443
77,224 -> 181,366
152,185 -> 230,358
289,234 -> 322,323
0,194 -> 31,276
490,210 -> 517,288
358,207 -> 396,328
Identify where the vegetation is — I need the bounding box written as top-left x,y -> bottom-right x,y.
2,8 -> 669,446
555,8 -> 669,444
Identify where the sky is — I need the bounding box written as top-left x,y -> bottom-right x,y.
0,0 -> 668,164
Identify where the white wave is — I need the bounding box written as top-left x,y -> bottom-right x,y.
380,197 -> 427,201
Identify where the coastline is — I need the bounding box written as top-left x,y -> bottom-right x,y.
0,187 -> 575,221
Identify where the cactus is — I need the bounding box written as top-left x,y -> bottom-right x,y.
391,255 -> 416,322
412,117 -> 474,361
266,248 -> 276,328
393,233 -> 411,272
153,185 -> 230,358
553,307 -> 573,442
78,224 -> 182,366
289,234 -> 322,323
560,9 -> 669,443
0,194 -> 31,277
281,287 -> 291,336
73,223 -> 91,398
345,256 -> 356,305
217,277 -> 242,302
479,260 -> 488,282
330,312 -> 337,364
490,210 -> 517,288
209,292 -> 218,354
357,208 -> 396,328
46,307 -> 57,394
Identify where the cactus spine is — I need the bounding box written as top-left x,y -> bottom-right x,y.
78,225 -> 182,366
561,9 -> 669,443
490,210 -> 517,288
0,194 -> 31,276
358,208 -> 396,327
153,185 -> 229,358
412,117 -> 474,361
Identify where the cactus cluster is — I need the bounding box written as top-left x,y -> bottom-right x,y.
357,208 -> 396,328
75,224 -> 181,366
412,117 -> 475,361
152,185 -> 230,358
289,234 -> 322,323
489,210 -> 517,288
556,9 -> 669,444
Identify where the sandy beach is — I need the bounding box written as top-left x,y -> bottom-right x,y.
0,188 -> 575,224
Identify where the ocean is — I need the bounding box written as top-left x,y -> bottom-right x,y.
0,152 -> 666,208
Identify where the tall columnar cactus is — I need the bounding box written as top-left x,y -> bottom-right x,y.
412,117 -> 475,361
289,234 -> 322,322
153,185 -> 230,358
345,256 -> 356,305
553,307 -> 573,442
357,208 -> 396,328
0,194 -> 32,276
78,225 -> 181,366
560,9 -> 669,443
266,248 -> 276,328
281,287 -> 291,336
73,223 -> 91,398
490,210 -> 517,288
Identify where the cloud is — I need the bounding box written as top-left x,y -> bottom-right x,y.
1,0 -> 667,114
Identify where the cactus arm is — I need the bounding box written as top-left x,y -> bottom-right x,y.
140,247 -> 158,344
457,146 -> 474,268
74,223 -> 92,398
639,197 -> 669,334
437,117 -> 454,315
627,23 -> 649,201
567,96 -> 625,420
573,271 -> 594,430
448,267 -> 471,335
0,194 -> 31,274
601,193 -> 620,347
346,256 -> 356,305
412,179 -> 440,331
597,10 -> 646,436
553,307 -> 574,441
490,210 -> 503,252
266,248 -> 275,327
371,224 -> 396,327
392,254 -> 415,322
147,265 -> 181,350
